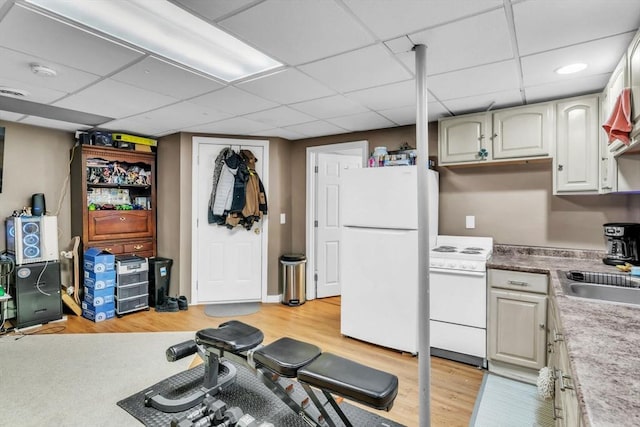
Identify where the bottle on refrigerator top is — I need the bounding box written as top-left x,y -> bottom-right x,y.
373,146 -> 388,167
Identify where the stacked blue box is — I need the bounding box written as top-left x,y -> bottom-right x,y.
82,248 -> 116,322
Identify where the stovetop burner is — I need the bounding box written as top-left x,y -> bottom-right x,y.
460,250 -> 481,254
465,247 -> 484,251
433,246 -> 457,252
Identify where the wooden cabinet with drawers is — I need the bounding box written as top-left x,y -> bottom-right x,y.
70,145 -> 156,259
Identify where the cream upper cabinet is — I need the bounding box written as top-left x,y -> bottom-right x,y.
438,102 -> 553,166
629,29 -> 640,141
438,113 -> 489,164
554,95 -> 600,194
600,55 -> 627,193
491,103 -> 553,160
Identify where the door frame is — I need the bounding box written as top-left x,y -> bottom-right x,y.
305,140 -> 368,301
191,136 -> 270,305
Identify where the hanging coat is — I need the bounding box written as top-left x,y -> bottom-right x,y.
239,149 -> 268,230
208,147 -> 234,224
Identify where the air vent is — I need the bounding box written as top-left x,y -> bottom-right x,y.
0,87 -> 30,98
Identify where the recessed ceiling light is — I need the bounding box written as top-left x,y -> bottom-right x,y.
30,63 -> 58,77
555,63 -> 588,75
0,87 -> 30,98
23,0 -> 282,82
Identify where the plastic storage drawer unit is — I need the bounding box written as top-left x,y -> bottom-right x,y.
115,255 -> 149,317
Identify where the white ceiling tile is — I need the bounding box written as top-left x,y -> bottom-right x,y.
19,115 -> 90,132
190,86 -> 277,115
429,60 -> 520,101
346,80 -> 425,110
0,46 -> 100,93
244,106 -> 316,128
99,116 -> 170,137
102,101 -> 231,136
289,95 -> 369,119
250,127 -> 306,140
219,0 -> 374,65
184,116 -> 272,135
343,0 -> 503,40
378,105 -> 417,126
284,120 -> 349,138
110,56 -> 225,99
0,76 -> 67,103
327,111 -> 395,132
0,5 -> 143,76
300,44 -> 412,93
525,74 -> 610,104
514,0 -> 640,56
172,0 -> 258,21
440,89 -> 523,116
238,68 -> 335,104
408,9 -> 513,75
521,33 -> 634,87
53,79 -> 178,119
0,110 -> 26,122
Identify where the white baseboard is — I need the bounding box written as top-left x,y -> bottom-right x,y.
264,294 -> 282,304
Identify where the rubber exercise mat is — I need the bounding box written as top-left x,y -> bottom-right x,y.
118,362 -> 405,427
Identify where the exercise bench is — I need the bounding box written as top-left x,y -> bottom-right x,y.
145,320 -> 399,427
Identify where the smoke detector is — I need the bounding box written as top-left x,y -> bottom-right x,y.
30,63 -> 57,77
0,87 -> 30,98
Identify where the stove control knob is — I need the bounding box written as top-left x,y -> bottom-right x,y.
461,263 -> 468,269
468,263 -> 477,270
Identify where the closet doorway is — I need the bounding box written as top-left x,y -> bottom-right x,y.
306,141 -> 367,300
191,137 -> 269,305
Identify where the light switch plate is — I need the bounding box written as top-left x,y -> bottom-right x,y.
280,213 -> 286,224
466,215 -> 475,229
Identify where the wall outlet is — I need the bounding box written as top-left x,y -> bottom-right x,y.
280,213 -> 286,225
465,215 -> 475,229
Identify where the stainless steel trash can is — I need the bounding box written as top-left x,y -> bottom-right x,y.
280,254 -> 306,306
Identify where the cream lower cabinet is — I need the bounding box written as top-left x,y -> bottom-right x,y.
488,288 -> 547,369
547,296 -> 583,426
488,269 -> 548,383
554,95 -> 600,194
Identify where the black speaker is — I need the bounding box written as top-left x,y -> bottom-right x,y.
9,260 -> 62,329
32,193 -> 46,216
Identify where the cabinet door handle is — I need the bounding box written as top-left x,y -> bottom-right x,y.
553,330 -> 564,342
557,369 -> 574,391
557,164 -> 564,171
119,217 -> 126,222
134,244 -> 143,250
507,280 -> 529,287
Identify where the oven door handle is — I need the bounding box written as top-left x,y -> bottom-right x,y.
429,267 -> 486,277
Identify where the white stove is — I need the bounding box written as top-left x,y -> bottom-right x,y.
429,235 -> 493,367
430,235 -> 493,271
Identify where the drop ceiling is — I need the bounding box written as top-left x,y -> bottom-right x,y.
0,0 -> 639,140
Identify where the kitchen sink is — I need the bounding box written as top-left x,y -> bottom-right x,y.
558,270 -> 640,306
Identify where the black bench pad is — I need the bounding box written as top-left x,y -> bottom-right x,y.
253,337 -> 321,378
196,320 -> 264,353
297,353 -> 399,411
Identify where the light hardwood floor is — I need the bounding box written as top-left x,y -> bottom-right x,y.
56,297 -> 483,426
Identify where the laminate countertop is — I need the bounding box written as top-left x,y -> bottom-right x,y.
488,245 -> 640,427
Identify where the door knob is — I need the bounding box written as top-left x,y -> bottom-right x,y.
254,228 -> 261,235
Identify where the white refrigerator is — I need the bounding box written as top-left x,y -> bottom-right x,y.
339,166 -> 438,354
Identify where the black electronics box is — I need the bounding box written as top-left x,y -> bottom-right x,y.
114,140 -> 135,150
89,131 -> 113,146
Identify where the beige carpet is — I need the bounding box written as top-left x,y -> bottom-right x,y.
0,330 -> 195,427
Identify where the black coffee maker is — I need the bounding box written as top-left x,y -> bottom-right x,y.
603,223 -> 640,266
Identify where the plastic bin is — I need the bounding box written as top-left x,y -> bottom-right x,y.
148,257 -> 173,307
280,254 -> 306,306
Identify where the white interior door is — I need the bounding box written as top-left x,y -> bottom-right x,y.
192,137 -> 268,304
315,153 -> 361,298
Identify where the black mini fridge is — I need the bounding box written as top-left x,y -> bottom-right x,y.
9,260 -> 62,329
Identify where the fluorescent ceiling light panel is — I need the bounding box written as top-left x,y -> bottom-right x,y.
24,0 -> 282,82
